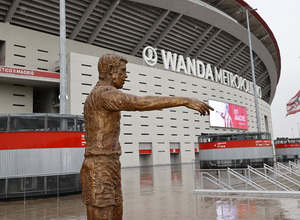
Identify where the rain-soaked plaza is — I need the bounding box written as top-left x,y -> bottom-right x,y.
1,164 -> 300,220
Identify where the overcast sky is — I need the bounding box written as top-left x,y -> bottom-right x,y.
246,0 -> 300,138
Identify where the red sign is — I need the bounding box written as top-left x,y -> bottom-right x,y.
199,139 -> 272,150
0,66 -> 60,79
209,100 -> 248,129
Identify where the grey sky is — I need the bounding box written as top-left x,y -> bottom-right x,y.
247,0 -> 300,138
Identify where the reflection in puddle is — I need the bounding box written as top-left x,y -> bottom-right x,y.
216,200 -> 238,220
215,199 -> 259,220
196,196 -> 297,220
139,166 -> 154,196
171,164 -> 182,186
140,167 -> 154,187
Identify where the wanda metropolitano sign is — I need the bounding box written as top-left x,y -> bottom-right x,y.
142,46 -> 262,98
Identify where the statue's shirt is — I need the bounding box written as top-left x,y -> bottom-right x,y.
84,82 -> 137,157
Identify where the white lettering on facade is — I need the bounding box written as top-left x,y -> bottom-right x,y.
214,67 -> 223,84
161,50 -> 177,72
176,55 -> 187,74
186,57 -> 196,76
205,64 -> 214,81
144,47 -> 262,98
1,67 -> 34,76
196,60 -> 205,78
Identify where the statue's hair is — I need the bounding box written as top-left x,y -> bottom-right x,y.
98,54 -> 128,80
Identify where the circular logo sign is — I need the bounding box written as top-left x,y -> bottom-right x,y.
142,46 -> 157,66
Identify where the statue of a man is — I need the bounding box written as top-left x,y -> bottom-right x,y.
80,54 -> 213,220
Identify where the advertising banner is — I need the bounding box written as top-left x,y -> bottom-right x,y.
209,100 -> 248,129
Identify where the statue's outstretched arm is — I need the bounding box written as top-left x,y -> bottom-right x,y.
132,96 -> 214,116
99,87 -> 213,115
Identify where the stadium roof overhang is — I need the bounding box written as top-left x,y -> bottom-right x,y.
0,0 -> 280,104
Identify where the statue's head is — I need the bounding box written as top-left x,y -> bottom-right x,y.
98,54 -> 128,80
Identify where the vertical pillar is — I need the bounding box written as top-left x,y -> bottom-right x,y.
246,9 -> 261,132
60,0 -> 68,114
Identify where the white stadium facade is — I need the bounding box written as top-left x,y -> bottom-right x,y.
0,0 -> 281,168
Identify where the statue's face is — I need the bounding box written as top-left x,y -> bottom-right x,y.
111,61 -> 127,89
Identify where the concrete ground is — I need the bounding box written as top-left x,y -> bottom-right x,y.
1,164 -> 300,220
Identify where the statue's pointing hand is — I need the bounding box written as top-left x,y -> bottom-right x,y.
186,99 -> 214,116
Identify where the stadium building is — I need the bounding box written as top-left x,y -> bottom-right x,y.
0,0 -> 280,170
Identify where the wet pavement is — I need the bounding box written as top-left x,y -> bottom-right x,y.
1,164 -> 300,220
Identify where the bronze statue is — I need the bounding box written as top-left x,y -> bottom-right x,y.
80,54 -> 213,220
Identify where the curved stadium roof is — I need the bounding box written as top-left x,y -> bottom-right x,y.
0,0 -> 280,104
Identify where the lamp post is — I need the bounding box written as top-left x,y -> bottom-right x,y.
238,7 -> 261,132
60,0 -> 67,114
297,123 -> 300,138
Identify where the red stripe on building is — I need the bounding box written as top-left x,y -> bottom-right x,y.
139,149 -> 152,154
275,143 -> 300,149
0,66 -> 60,79
170,149 -> 180,153
0,132 -> 86,150
199,139 -> 272,150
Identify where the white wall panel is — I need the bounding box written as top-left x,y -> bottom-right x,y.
0,148 -> 85,178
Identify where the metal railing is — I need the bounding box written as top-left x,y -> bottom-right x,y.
0,113 -> 84,132
264,164 -> 300,188
247,165 -> 293,191
193,162 -> 300,197
227,167 -> 266,191
288,161 -> 300,174
0,172 -> 81,202
199,171 -> 234,190
277,162 -> 300,177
